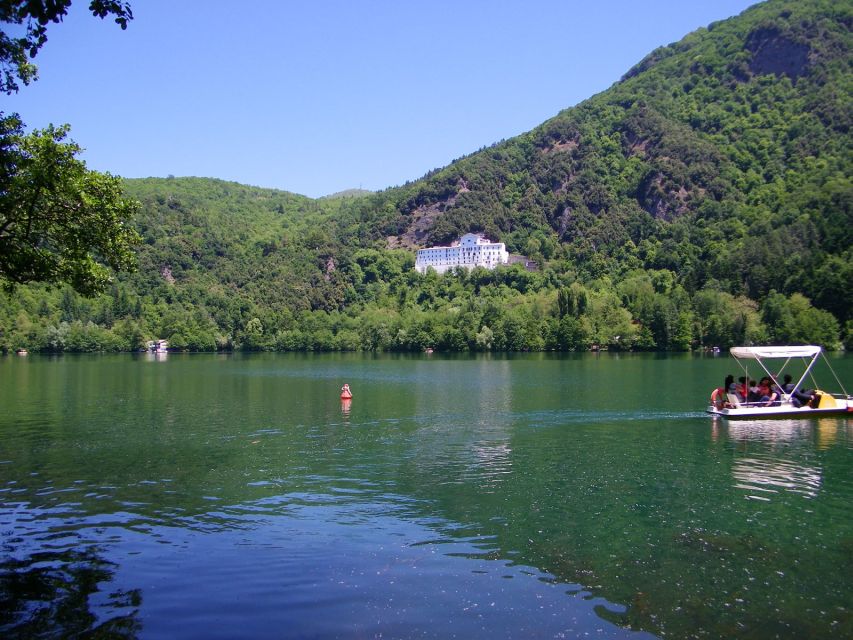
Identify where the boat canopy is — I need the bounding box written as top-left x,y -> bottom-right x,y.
729,346 -> 821,360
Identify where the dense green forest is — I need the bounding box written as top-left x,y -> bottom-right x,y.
0,0 -> 850,353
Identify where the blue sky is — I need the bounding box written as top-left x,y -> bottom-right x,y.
5,0 -> 759,198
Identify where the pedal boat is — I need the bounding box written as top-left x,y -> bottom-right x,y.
707,346 -> 852,419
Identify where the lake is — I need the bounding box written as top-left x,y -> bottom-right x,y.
1,352 -> 851,639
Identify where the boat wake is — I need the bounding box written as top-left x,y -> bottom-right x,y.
526,409 -> 710,427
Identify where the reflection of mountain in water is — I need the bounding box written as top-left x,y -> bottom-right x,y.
732,456 -> 822,501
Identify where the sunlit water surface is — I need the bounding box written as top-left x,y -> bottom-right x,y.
1,352 -> 851,639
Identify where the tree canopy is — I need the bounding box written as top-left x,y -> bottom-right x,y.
0,0 -> 139,296
0,0 -> 132,93
0,114 -> 140,295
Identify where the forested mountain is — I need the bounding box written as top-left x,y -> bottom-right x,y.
1,0 -> 850,353
368,0 -> 850,314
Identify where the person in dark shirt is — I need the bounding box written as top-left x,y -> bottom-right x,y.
757,377 -> 778,406
781,374 -> 816,408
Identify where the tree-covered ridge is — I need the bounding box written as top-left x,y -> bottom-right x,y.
0,0 -> 849,354
320,189 -> 374,200
123,177 -> 358,315
0,175 -> 842,355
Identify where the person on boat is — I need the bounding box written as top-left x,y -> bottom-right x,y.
757,377 -> 779,406
737,377 -> 749,400
748,380 -> 761,403
772,379 -> 786,406
711,374 -> 734,409
728,382 -> 744,404
781,374 -> 816,408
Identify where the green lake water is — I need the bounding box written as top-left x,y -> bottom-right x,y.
1,352 -> 851,639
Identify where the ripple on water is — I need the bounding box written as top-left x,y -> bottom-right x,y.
732,456 -> 823,501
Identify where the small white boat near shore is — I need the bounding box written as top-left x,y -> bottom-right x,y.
707,346 -> 852,419
146,339 -> 169,353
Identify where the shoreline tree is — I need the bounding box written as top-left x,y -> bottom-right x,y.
1,0 -> 133,93
0,0 -> 139,295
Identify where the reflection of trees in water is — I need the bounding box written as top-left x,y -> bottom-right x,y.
0,548 -> 141,639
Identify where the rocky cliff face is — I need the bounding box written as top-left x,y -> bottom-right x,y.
745,25 -> 813,80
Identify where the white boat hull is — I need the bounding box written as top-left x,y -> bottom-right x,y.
707,398 -> 852,419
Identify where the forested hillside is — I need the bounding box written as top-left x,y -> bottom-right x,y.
0,0 -> 849,353
366,0 -> 851,319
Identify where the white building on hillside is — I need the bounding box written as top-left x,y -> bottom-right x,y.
415,233 -> 509,274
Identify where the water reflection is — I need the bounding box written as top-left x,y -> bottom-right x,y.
732,456 -> 822,501
2,353 -> 851,640
724,418 -> 817,443
466,441 -> 513,490
718,418 -> 847,501
0,546 -> 141,638
0,490 -> 655,640
815,418 -> 841,450
718,416 -> 852,450
407,357 -> 518,493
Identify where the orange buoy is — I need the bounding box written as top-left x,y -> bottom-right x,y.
340,383 -> 352,399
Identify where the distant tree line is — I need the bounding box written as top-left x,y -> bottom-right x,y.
1,237 -> 843,353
